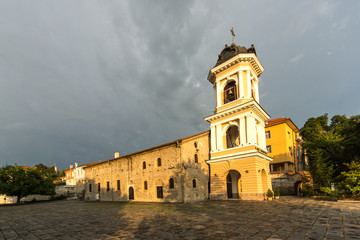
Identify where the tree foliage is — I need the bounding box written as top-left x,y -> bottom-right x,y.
301,114 -> 360,188
34,163 -> 59,180
0,165 -> 55,203
339,160 -> 360,196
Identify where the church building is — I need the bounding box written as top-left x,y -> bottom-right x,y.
83,41 -> 272,202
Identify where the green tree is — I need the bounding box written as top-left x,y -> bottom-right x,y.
301,114 -> 360,188
34,163 -> 58,180
0,165 -> 55,204
340,160 -> 360,196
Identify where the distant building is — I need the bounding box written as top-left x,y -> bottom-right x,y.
265,117 -> 304,172
265,117 -> 309,194
65,166 -> 75,186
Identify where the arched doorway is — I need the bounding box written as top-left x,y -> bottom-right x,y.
226,170 -> 241,199
261,170 -> 268,193
129,186 -> 134,200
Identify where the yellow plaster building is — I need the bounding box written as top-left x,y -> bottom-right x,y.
265,118 -> 302,172
83,41 -> 273,202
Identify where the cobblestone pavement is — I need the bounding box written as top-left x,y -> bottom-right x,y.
0,196 -> 359,240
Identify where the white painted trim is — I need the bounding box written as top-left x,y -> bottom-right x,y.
238,70 -> 244,98
210,125 -> 216,152
214,66 -> 251,84
216,81 -> 221,108
208,150 -> 273,163
210,53 -> 264,76
247,70 -> 251,98
216,124 -> 222,150
204,100 -> 270,122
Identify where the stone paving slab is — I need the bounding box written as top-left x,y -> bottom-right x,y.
0,196 -> 359,239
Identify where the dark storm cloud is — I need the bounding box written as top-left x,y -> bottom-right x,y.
0,0 -> 359,169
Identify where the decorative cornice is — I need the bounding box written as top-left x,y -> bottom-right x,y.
208,53 -> 264,84
207,150 -> 273,164
204,100 -> 270,122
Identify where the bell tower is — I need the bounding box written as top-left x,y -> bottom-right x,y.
205,42 -> 273,200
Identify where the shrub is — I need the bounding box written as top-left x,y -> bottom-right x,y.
274,188 -> 280,197
319,186 -> 339,197
266,189 -> 273,198
302,184 -> 315,197
50,195 -> 67,201
339,161 -> 360,196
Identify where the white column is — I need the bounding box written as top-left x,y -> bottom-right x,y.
259,123 -> 266,149
255,80 -> 259,103
213,85 -> 217,108
238,70 -> 244,98
247,70 -> 251,98
216,81 -> 221,108
239,116 -> 246,146
216,124 -> 222,150
247,116 -> 256,145
210,125 -> 216,152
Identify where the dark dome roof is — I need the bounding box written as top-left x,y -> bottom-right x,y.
215,43 -> 257,67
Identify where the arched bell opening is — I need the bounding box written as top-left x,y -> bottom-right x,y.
226,170 -> 241,199
224,81 -> 237,104
226,125 -> 240,148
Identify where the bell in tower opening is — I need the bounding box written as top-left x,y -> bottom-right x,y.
224,81 -> 237,103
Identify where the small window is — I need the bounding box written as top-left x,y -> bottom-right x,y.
143,161 -> 146,169
194,154 -> 198,163
106,181 -> 110,192
265,131 -> 270,139
169,178 -> 174,189
194,142 -> 198,148
98,183 -> 101,192
289,147 -> 292,155
192,179 -> 197,188
117,180 -> 120,191
144,181 -> 148,190
89,184 -> 92,193
266,145 -> 272,153
157,186 -> 163,198
157,158 -> 162,167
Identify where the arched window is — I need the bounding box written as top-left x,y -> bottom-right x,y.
194,142 -> 198,148
142,161 -> 146,169
226,125 -> 240,148
224,81 -> 237,104
192,179 -> 197,188
169,178 -> 174,189
144,181 -> 148,190
194,154 -> 198,163
157,158 -> 162,167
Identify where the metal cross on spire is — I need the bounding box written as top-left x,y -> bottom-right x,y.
230,27 -> 235,43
